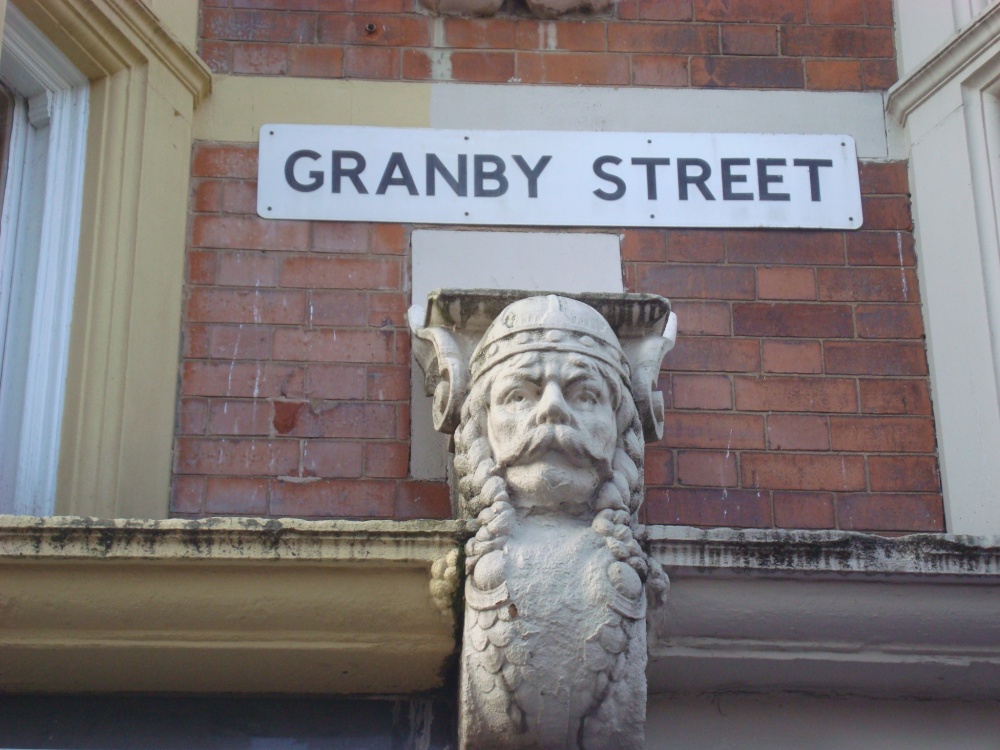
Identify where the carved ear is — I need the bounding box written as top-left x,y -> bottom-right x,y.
624,312 -> 677,443
409,305 -> 471,434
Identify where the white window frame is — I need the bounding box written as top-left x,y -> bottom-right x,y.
0,5 -> 88,515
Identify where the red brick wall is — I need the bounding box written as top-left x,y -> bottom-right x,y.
200,0 -> 897,91
177,0 -> 943,532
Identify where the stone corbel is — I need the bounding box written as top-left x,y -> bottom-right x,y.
408,289 -> 677,441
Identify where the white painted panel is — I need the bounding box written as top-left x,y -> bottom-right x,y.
409,229 -> 622,480
259,125 -> 862,229
430,85 -> 897,159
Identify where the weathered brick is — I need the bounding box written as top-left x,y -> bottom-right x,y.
318,14 -> 431,47
667,337 -> 760,372
216,251 -> 278,287
862,58 -> 897,89
187,288 -> 307,324
371,223 -> 409,255
312,222 -> 369,253
343,46 -> 400,78
632,55 -> 689,85
272,328 -> 395,362
864,0 -> 894,26
277,400 -> 399,438
773,491 -> 836,528
517,52 -> 630,85
761,340 -> 823,373
182,362 -> 304,398
617,0 -> 693,21
193,180 -> 223,213
757,267 -> 816,300
192,215 -> 309,251
836,493 -> 944,532
395,481 -> 452,519
288,44 -> 344,77
690,56 -> 804,88
782,26 -> 893,58
200,40 -> 232,74
664,412 -> 765,449
623,230 -> 667,262
666,230 -> 726,262
825,341 -> 927,375
694,0 -> 805,23
179,398 -> 209,435
516,20 -> 607,52
174,437 -> 299,476
721,25 -> 778,55
308,290 -> 369,326
861,195 -> 912,230
447,18 -> 517,49
830,416 -> 936,452
367,365 -> 410,401
279,256 -> 400,289
733,303 -> 853,338
365,442 -> 409,478
270,478 -> 395,518
859,379 -> 932,415
209,400 -> 271,436
303,364 -> 367,399
221,181 -> 258,215
188,251 -> 218,285
677,450 -> 738,486
742,452 -> 866,491
204,477 -> 269,514
869,455 -> 940,492
859,161 -> 908,195
856,304 -> 924,339
301,440 -> 364,478
171,474 -> 205,515
608,22 -> 718,53
637,264 -> 755,300
233,43 -> 287,74
671,301 -> 731,335
809,0 -> 864,24
735,376 -> 857,412
452,51 -> 516,83
208,325 -> 272,360
846,231 -> 915,266
644,446 -> 675,485
805,59 -> 862,91
368,292 -> 408,327
766,414 -> 830,450
646,487 -> 773,527
817,268 -> 917,302
672,374 -> 732,409
184,325 -> 210,358
727,230 -> 845,265
192,144 -> 258,179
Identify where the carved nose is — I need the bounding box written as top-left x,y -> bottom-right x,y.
534,381 -> 572,425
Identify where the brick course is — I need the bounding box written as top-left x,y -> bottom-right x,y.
199,0 -> 897,91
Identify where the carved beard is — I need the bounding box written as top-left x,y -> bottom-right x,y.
494,424 -> 615,481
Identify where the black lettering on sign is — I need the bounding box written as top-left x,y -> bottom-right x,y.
721,158 -> 753,201
285,150 -> 323,192
512,155 -> 552,199
593,156 -> 626,201
793,158 -> 834,201
757,159 -> 790,201
426,154 -> 468,197
474,155 -> 509,197
377,152 -> 419,195
332,151 -> 368,194
677,158 -> 715,201
630,157 -> 671,200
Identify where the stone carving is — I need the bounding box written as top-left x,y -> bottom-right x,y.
419,0 -> 615,19
410,291 -> 676,749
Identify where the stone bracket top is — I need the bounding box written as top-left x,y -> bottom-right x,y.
408,289 -> 677,441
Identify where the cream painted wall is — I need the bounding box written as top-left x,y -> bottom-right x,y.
143,0 -> 198,52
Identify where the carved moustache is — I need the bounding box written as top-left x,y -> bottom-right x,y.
496,424 -> 614,478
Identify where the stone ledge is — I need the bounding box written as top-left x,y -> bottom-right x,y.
0,515 -> 468,694
646,527 -> 1000,700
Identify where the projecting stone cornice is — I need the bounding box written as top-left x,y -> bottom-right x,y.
887,2 -> 1000,125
